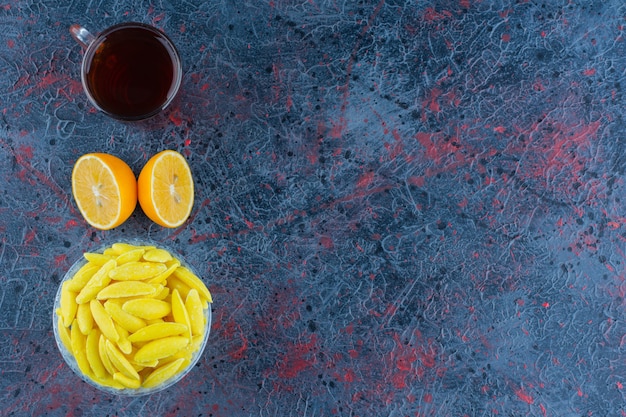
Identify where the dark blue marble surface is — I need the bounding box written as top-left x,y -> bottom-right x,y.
1,1 -> 625,416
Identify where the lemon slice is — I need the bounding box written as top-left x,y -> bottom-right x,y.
137,150 -> 194,228
71,153 -> 137,230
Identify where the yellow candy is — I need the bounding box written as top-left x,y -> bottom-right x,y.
103,248 -> 119,257
108,262 -> 167,281
127,322 -> 188,343
165,276 -> 192,300
58,242 -> 212,390
111,242 -> 155,254
76,302 -> 94,335
143,248 -> 173,263
134,336 -> 189,363
190,334 -> 204,351
70,319 -> 91,377
56,316 -> 72,352
90,299 -> 119,343
122,299 -> 171,320
142,358 -> 185,389
115,248 -> 146,265
75,260 -> 116,304
171,289 -> 192,339
95,376 -> 125,390
83,252 -> 114,265
75,286 -> 102,305
132,355 -> 159,367
97,281 -> 157,300
154,286 -> 170,300
146,260 -> 180,284
115,324 -> 133,355
65,263 -> 99,292
98,334 -> 117,376
169,334 -> 203,365
185,289 -> 205,336
86,329 -> 107,379
113,372 -> 141,389
173,266 -> 212,303
105,340 -> 139,380
60,281 -> 78,328
103,300 -> 147,333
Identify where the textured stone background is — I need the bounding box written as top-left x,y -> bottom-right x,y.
1,1 -> 625,416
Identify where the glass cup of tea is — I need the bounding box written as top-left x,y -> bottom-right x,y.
70,22 -> 182,121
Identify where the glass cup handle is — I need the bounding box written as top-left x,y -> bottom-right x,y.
70,24 -> 96,48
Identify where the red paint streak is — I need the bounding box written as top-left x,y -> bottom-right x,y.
330,117 -> 346,139
33,73 -> 61,93
271,63 -> 283,102
276,334 -> 318,379
423,87 -> 442,113
369,108 -> 414,164
189,230 -> 216,244
356,171 -> 375,189
304,120 -> 326,164
408,176 -> 425,187
64,219 -> 80,229
499,9 -> 513,18
28,73 -> 81,98
54,254 -> 67,268
343,368 -> 356,382
392,128 -> 402,142
424,393 -> 433,403
23,229 -> 36,245
7,39 -> 14,48
389,333 -> 419,389
420,345 -> 437,368
12,74 -> 30,92
415,131 -> 461,165
169,110 -> 183,126
501,33 -> 511,42
423,7 -> 453,22
515,387 -> 535,404
509,118 -> 601,196
19,145 -> 34,159
583,68 -> 596,76
319,235 -> 334,249
391,372 -> 407,389
151,13 -> 165,25
385,129 -> 405,160
228,324 -> 249,360
460,0 -> 470,9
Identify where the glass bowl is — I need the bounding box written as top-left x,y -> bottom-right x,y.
52,239 -> 212,396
